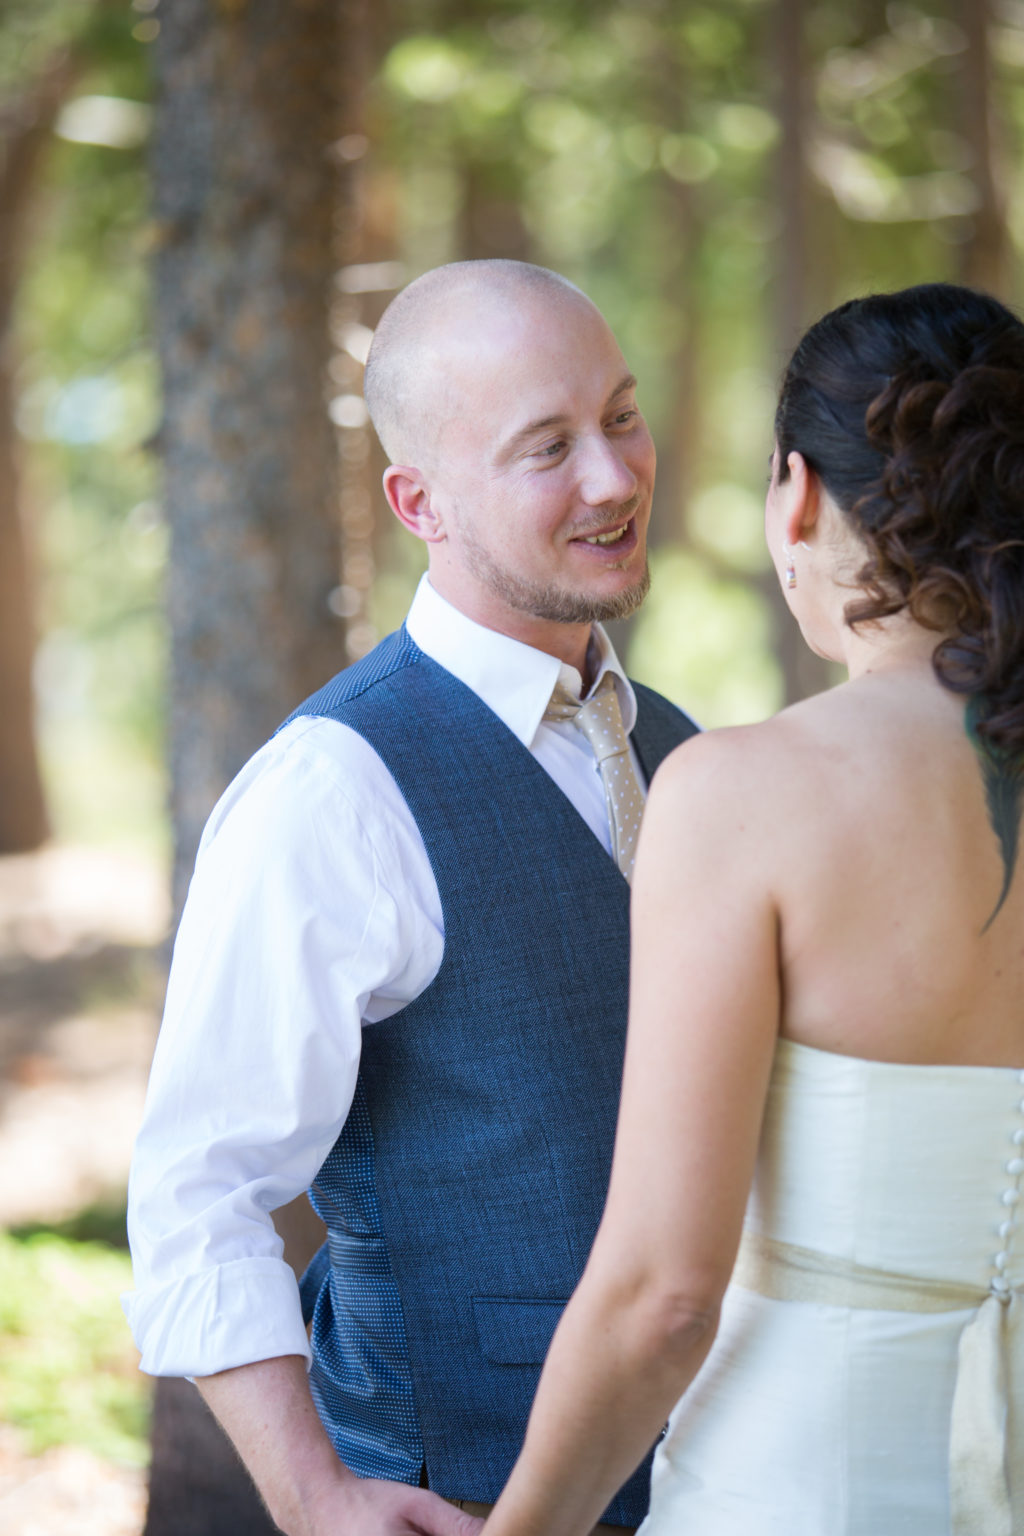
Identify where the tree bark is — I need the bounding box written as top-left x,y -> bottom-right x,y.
957,0 -> 1011,297
153,0 -> 347,921
769,0 -> 830,705
146,4 -> 345,1529
649,26 -> 703,555
0,56 -> 78,853
330,0 -> 399,663
649,181 -> 701,555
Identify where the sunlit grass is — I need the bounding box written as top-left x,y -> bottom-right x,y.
0,1229 -> 151,1465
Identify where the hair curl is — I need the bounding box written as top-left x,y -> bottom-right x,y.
775,282 -> 1024,763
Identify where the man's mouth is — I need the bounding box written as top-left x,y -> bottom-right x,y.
572,507 -> 637,548
582,524 -> 629,546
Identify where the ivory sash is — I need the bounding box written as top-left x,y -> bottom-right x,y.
731,1227 -> 1020,1536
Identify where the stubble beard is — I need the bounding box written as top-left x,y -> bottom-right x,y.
459,521 -> 652,625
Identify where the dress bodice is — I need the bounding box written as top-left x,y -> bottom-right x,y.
642,1038 -> 1024,1536
748,1038 -> 1024,1293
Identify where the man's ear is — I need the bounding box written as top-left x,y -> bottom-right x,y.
382,466 -> 446,544
782,451 -> 821,549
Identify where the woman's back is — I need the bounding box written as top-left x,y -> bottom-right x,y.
760,663 -> 1024,1067
635,281 -> 1024,1533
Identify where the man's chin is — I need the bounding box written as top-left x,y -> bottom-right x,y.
523,565 -> 651,626
462,538 -> 651,627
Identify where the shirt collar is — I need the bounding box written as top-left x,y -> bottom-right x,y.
404,575 -> 638,748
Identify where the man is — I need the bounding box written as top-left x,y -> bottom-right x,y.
125,260 -> 699,1536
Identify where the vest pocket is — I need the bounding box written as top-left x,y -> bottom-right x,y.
472,1296 -> 566,1364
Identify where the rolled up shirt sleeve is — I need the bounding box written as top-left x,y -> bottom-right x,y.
122,715 -> 443,1377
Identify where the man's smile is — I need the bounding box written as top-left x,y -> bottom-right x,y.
568,507 -> 642,558
583,525 -> 629,546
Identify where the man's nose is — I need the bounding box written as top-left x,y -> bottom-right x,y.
578,435 -> 638,506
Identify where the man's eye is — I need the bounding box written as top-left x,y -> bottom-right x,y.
611,409 -> 638,427
535,440 -> 566,458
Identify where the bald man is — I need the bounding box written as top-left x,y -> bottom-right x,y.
125,261 -> 698,1536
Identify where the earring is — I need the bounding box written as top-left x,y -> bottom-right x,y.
783,540 -> 810,590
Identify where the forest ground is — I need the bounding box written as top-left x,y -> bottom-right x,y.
0,842 -> 167,1534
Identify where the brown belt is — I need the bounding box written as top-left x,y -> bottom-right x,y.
445,1499 -> 635,1533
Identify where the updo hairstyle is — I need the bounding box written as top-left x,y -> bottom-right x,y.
775,283 -> 1024,762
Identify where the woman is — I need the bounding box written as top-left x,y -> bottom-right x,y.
482,284 -> 1024,1536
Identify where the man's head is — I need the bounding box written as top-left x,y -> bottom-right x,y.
364,260 -> 655,658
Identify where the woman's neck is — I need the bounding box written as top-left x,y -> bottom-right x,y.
835,608 -> 949,683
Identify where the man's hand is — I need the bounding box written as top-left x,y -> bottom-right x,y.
302,1477 -> 485,1536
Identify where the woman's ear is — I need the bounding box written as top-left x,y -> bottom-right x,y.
782,451 -> 821,549
382,466 -> 447,544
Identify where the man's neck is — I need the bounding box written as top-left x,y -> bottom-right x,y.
423,575 -> 595,682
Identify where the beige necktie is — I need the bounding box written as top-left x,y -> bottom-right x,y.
545,672 -> 646,882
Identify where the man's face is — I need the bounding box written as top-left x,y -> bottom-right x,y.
422,294 -> 655,641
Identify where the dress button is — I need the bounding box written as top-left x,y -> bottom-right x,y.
1014,1129 -> 1024,1146
999,1220 -> 1014,1238
1003,1190 -> 1020,1206
992,1276 -> 1011,1296
1008,1160 -> 1024,1176
995,1251 -> 1009,1269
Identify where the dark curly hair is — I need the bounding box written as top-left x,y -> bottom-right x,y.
775,282 -> 1024,766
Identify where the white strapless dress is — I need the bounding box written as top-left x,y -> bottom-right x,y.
640,1039 -> 1024,1535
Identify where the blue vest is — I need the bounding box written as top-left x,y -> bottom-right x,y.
285,628 -> 698,1524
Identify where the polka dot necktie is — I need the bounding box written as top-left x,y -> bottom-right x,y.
545,672 -> 646,883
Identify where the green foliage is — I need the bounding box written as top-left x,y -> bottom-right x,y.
11,1196 -> 131,1251
14,0 -> 1024,833
631,547 -> 781,727
0,1 -> 87,90
10,6 -> 163,846
366,0 -> 1024,712
0,1230 -> 149,1463
0,0 -> 147,94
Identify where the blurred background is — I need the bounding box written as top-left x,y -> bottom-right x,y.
0,0 -> 1021,1529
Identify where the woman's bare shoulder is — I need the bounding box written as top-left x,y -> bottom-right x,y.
652,703 -> 829,805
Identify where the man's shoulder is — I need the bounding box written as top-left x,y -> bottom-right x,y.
280,627 -> 424,734
203,714 -> 399,848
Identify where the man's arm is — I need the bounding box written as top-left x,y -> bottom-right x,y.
196,1357 -> 479,1536
124,722 -> 453,1528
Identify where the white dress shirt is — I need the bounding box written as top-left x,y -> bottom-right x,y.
123,576 -> 645,1377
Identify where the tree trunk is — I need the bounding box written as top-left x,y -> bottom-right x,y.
459,159 -> 531,262
0,299 -> 48,853
330,0 -> 399,663
153,0 -> 347,921
769,0 -> 830,705
0,56 -> 78,853
146,4 -> 345,1529
957,0 -> 1010,297
650,183 -> 701,554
